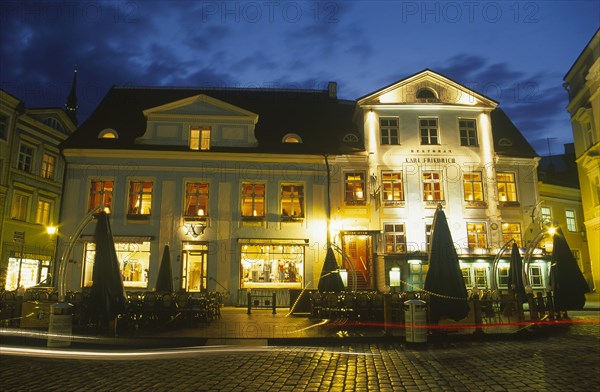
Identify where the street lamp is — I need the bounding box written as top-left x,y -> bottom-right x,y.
47,226 -> 57,235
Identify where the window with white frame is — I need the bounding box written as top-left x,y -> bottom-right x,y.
461,266 -> 473,287
281,184 -> 304,218
41,153 -> 56,180
35,200 -> 51,225
540,206 -> 552,224
190,127 -> 211,151
497,172 -> 518,202
88,180 -> 113,212
419,118 -> 439,145
184,182 -> 209,217
83,241 -> 150,288
583,120 -> 595,150
241,183 -> 265,218
344,172 -> 366,205
384,223 -> 406,253
474,266 -> 489,288
11,193 -> 29,221
529,265 -> 544,288
380,118 -> 399,145
381,171 -> 404,204
467,223 -> 487,249
128,181 -> 153,216
497,264 -> 510,289
565,209 -> 577,232
17,143 -> 35,172
501,223 -> 522,247
423,171 -> 444,201
463,171 -> 484,202
459,119 -> 478,146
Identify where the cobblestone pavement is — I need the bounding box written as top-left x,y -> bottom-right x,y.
1,312 -> 598,392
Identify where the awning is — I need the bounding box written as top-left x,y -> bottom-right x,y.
237,238 -> 309,245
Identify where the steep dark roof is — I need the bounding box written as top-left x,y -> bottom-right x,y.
62,86 -> 361,155
490,109 -> 538,158
538,153 -> 580,188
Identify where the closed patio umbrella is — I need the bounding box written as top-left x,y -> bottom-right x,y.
508,242 -> 527,303
550,227 -> 589,311
318,246 -> 345,293
423,206 -> 469,324
156,244 -> 173,292
88,211 -> 127,326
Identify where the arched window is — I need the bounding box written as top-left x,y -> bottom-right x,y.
416,88 -> 438,101
99,129 -> 118,139
343,133 -> 359,143
282,133 -> 302,143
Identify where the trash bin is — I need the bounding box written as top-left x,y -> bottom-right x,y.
47,302 -> 73,348
404,299 -> 427,344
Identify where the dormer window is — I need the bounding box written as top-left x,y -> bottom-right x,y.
343,133 -> 359,143
282,133 -> 302,143
99,129 -> 118,139
416,88 -> 439,102
190,127 -> 210,150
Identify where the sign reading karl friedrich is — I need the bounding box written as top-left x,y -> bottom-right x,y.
405,156 -> 456,164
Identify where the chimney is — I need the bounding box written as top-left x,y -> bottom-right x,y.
564,143 -> 575,156
327,81 -> 337,99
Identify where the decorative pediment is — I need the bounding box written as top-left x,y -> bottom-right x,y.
143,94 -> 259,123
358,69 -> 498,108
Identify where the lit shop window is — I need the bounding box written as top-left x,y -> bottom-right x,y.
502,223 -> 522,247
128,181 -> 153,216
423,171 -> 444,201
89,180 -> 113,212
184,182 -> 209,217
41,153 -> 56,180
190,127 -> 210,151
409,262 -> 429,290
463,172 -> 484,202
380,118 -> 399,145
5,257 -> 50,290
497,173 -> 517,202
241,183 -> 265,218
382,171 -> 404,205
467,223 -> 487,249
344,172 -> 366,205
384,223 -> 406,253
240,244 -> 304,289
181,242 -> 208,292
419,118 -> 439,145
281,184 -> 304,219
459,119 -> 478,146
83,242 -> 150,288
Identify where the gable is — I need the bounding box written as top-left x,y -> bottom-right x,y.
358,69 -> 498,108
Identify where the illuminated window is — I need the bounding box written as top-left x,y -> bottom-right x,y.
497,172 -> 517,202
240,244 -> 304,289
17,143 -> 34,172
190,127 -> 210,150
380,118 -> 399,145
463,172 -> 484,202
423,171 -> 443,201
344,172 -> 366,205
282,133 -> 302,143
35,200 -> 51,225
501,223 -> 522,247
98,129 -> 118,139
382,171 -> 404,204
241,183 -> 265,218
497,265 -> 510,288
425,223 -> 433,252
89,180 -> 113,212
529,265 -> 544,288
565,209 -> 577,232
0,114 -> 8,140
41,153 -> 56,180
459,119 -> 478,146
384,223 -> 406,253
181,242 -> 209,292
5,257 -> 50,291
474,266 -> 489,288
540,206 -> 552,224
419,118 -> 439,145
409,263 -> 429,290
467,223 -> 487,249
281,184 -> 304,218
184,182 -> 209,217
128,181 -> 153,216
461,266 -> 473,287
11,193 -> 29,221
83,242 -> 150,288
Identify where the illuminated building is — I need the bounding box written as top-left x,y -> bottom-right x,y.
0,87 -> 75,290
563,29 -> 600,292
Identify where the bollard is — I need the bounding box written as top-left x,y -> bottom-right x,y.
404,299 -> 427,344
247,292 -> 252,315
272,292 -> 276,315
527,292 -> 539,321
47,302 -> 74,347
383,293 -> 392,335
472,295 -> 484,335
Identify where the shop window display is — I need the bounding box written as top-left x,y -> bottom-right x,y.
241,244 -> 303,289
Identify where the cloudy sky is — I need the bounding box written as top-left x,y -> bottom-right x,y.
1,1 -> 598,155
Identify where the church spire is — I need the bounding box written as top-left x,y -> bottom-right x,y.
65,65 -> 78,126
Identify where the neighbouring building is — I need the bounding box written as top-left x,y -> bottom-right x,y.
59,70 -> 549,305
0,88 -> 76,290
538,143 -> 594,290
564,28 -> 600,292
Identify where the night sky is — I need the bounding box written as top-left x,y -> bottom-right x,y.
1,1 -> 598,156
